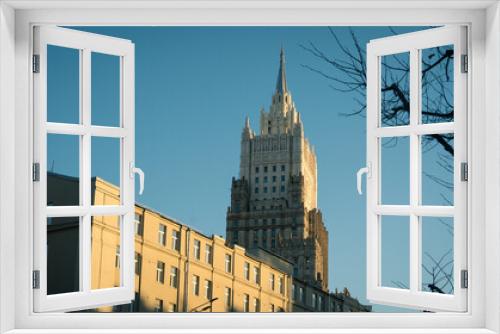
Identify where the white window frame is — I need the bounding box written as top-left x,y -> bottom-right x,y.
1,1 -> 499,334
365,26 -> 468,312
32,25 -> 136,313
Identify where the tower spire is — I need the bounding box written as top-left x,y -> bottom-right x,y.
275,47 -> 287,94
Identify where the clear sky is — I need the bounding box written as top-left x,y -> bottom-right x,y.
48,26 -> 454,312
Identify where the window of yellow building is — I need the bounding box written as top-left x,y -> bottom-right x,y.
224,254 -> 232,273
154,299 -> 163,312
254,298 -> 260,312
158,224 -> 166,246
168,303 -> 176,312
134,252 -> 141,276
156,261 -> 165,284
204,244 -> 212,264
171,230 -> 180,252
169,266 -> 178,288
114,245 -> 120,268
134,213 -> 143,237
243,294 -> 249,312
243,262 -> 250,280
204,280 -> 212,299
253,266 -> 260,284
224,287 -> 231,310
192,275 -> 200,296
193,239 -> 200,260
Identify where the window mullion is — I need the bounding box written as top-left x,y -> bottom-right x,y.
81,48 -> 92,293
409,48 -> 421,293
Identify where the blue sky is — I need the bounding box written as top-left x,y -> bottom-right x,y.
48,26 -> 454,312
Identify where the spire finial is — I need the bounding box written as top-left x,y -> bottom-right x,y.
245,116 -> 250,128
275,47 -> 287,94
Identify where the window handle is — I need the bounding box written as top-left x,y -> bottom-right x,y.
130,162 -> 145,195
356,163 -> 371,195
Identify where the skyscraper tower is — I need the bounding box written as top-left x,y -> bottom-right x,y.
226,49 -> 329,290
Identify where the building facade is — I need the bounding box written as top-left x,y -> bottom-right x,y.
226,49 -> 329,290
48,173 -> 291,313
47,173 -> 369,313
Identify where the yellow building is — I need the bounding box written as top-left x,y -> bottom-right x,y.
47,172 -> 370,313
48,173 -> 292,312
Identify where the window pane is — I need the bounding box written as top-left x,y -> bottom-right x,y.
380,52 -> 410,127
421,45 -> 454,124
91,137 -> 121,205
47,45 -> 80,124
47,216 -> 80,295
380,137 -> 410,205
380,215 -> 409,289
47,134 -> 80,206
91,52 -> 121,127
421,134 -> 454,206
421,217 -> 454,295
91,215 -> 121,289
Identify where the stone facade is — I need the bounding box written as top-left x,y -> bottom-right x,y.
226,49 -> 329,291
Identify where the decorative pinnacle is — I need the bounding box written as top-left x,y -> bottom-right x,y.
275,47 -> 288,94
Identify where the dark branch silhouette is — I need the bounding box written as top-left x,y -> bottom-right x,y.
300,27 -> 454,156
301,27 -> 457,297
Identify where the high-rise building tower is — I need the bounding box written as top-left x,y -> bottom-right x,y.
226,49 -> 329,290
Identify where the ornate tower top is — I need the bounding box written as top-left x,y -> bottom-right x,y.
252,48 -> 302,136
275,47 -> 287,94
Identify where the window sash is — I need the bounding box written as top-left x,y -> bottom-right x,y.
32,25 -> 135,313
365,25 -> 468,312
